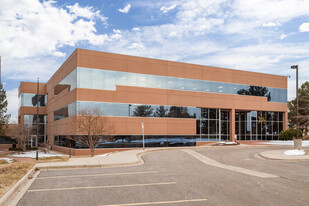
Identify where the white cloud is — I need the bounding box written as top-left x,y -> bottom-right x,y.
132,27 -> 140,31
118,4 -> 131,13
0,0 -> 108,59
233,0 -> 309,23
128,43 -> 145,50
113,29 -> 122,34
262,22 -> 281,27
160,4 -> 177,13
66,3 -> 107,22
280,34 -> 287,39
299,23 -> 309,32
2,57 -> 61,82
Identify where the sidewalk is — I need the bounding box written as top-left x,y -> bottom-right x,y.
36,148 -> 157,169
260,150 -> 309,160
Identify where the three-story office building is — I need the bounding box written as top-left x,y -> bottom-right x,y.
18,49 -> 288,153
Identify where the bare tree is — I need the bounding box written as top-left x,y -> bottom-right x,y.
8,123 -> 33,151
69,108 -> 115,156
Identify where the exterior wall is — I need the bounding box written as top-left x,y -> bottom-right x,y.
18,82 -> 46,96
18,48 -> 288,149
0,144 -> 12,149
18,82 -> 47,124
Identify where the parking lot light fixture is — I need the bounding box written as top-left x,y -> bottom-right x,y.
291,65 -> 301,149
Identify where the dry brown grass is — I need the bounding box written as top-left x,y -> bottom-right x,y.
0,160 -> 8,165
303,135 -> 309,140
36,156 -> 68,163
0,162 -> 34,198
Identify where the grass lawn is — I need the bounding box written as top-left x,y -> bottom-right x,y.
36,156 -> 69,162
0,162 -> 35,198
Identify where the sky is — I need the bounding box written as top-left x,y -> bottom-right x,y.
1,0 -> 309,122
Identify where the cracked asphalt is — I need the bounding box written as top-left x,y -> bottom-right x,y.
17,146 -> 309,206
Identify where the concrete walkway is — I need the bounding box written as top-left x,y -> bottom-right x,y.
36,148 -> 159,169
260,150 -> 309,160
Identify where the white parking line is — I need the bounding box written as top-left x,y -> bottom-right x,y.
27,182 -> 177,192
37,171 -> 157,180
182,149 -> 278,178
100,199 -> 208,206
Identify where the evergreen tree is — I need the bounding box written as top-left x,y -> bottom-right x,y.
288,81 -> 309,135
133,105 -> 153,117
0,83 -> 10,135
168,106 -> 191,118
154,106 -> 168,117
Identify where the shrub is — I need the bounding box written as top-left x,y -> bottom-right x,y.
279,128 -> 303,141
8,147 -> 38,151
9,148 -> 23,151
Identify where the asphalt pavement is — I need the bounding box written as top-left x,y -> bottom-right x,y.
17,146 -> 309,206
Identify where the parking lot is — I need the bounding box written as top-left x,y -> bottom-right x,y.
18,146 -> 309,206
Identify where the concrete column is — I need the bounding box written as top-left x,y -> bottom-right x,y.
230,108 -> 235,141
284,111 -> 288,130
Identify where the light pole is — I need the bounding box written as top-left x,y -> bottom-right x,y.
128,104 -> 132,117
291,65 -> 301,149
141,122 -> 145,150
36,78 -> 39,148
0,56 -> 2,84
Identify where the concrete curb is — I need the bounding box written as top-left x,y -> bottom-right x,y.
0,166 -> 37,206
259,150 -> 309,161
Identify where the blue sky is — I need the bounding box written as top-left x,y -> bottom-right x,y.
1,0 -> 309,121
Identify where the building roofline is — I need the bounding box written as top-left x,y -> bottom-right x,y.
75,48 -> 288,79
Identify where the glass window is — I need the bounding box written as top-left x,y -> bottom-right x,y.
186,79 -> 202,92
209,109 -> 217,119
138,74 -> 148,87
68,102 -> 76,117
246,112 -> 251,122
273,121 -> 279,135
252,121 -> 257,135
272,112 -> 278,121
235,112 -> 240,121
115,103 -> 128,116
176,78 -> 185,90
127,73 -> 137,87
279,112 -> 283,121
209,120 -> 217,134
72,67 -> 288,103
221,121 -> 228,135
104,103 -> 116,116
54,105 -> 68,121
251,111 -> 257,121
203,81 -> 211,92
157,76 -> 166,89
201,120 -> 208,134
148,75 -> 158,88
167,77 -> 177,90
201,108 -> 208,119
216,82 -> 225,93
20,93 -> 47,107
104,70 -> 116,90
185,79 -> 194,91
78,67 -> 92,88
116,72 -> 127,86
92,69 -> 104,90
221,111 -> 229,121
279,122 -> 283,133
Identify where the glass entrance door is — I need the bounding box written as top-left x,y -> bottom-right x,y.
197,108 -> 229,141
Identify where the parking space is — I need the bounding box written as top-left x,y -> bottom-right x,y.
17,147 -> 309,206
